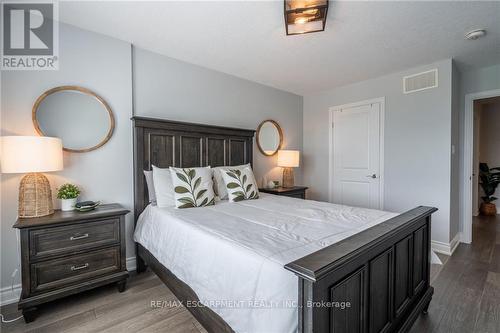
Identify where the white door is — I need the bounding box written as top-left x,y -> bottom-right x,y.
332,101 -> 382,209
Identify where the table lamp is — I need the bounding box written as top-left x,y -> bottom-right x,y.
1,136 -> 63,218
277,150 -> 300,188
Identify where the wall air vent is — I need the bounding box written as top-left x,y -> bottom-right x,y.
403,69 -> 438,94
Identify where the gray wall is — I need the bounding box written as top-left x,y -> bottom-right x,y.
458,64 -> 500,235
1,23 -> 133,302
133,47 -> 303,185
303,59 -> 454,244
460,64 -> 500,96
0,25 -> 303,297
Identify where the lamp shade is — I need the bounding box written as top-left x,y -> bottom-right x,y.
277,150 -> 300,168
1,136 -> 63,173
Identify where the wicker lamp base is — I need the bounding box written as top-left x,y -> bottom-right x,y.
282,167 -> 295,188
18,173 -> 54,218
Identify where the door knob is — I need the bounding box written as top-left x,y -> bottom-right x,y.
366,174 -> 377,179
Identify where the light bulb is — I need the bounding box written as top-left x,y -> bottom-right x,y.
295,17 -> 309,24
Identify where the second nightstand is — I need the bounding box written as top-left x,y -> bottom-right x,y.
13,203 -> 129,322
259,186 -> 308,199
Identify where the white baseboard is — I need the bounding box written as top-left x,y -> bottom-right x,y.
0,284 -> 21,307
0,257 -> 138,307
431,232 -> 461,256
450,233 -> 461,254
126,256 -> 137,271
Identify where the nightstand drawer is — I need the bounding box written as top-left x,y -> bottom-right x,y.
283,192 -> 305,199
29,218 -> 120,260
30,246 -> 121,293
259,186 -> 308,199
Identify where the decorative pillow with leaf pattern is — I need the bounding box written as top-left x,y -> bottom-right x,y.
212,164 -> 250,200
169,167 -> 215,209
220,166 -> 259,202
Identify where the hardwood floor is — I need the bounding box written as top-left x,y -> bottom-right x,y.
1,214 -> 499,333
0,271 -> 208,333
410,214 -> 500,333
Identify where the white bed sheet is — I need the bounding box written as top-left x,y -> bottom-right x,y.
134,193 -> 398,333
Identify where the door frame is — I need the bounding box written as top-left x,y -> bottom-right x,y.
462,88 -> 500,244
328,97 -> 385,209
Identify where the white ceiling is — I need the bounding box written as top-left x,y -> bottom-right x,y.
59,1 -> 500,95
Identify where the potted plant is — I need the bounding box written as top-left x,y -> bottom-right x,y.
479,163 -> 500,216
57,183 -> 80,211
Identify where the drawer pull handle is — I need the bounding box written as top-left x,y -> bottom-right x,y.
71,263 -> 89,271
70,233 -> 89,241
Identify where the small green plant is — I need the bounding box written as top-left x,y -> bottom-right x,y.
57,183 -> 80,200
479,163 -> 500,203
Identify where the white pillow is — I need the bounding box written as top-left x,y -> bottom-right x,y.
220,166 -> 259,202
152,165 -> 175,207
213,164 -> 250,200
170,167 -> 215,208
143,170 -> 157,205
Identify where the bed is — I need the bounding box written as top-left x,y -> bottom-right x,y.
132,116 -> 437,333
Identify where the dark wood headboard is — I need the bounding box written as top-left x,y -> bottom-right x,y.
132,116 -> 255,223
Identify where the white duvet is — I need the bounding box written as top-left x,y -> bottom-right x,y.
134,193 -> 397,333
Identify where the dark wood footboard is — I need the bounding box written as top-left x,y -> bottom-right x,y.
285,206 -> 437,333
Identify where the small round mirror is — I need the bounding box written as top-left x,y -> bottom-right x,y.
32,86 -> 114,153
256,120 -> 283,156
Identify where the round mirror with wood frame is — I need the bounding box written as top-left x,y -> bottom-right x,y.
256,119 -> 283,156
32,86 -> 115,153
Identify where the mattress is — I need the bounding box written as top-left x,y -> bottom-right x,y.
134,193 -> 398,333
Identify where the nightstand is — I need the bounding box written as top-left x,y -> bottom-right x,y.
13,203 -> 129,323
259,186 -> 308,199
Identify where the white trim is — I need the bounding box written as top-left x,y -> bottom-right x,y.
328,108 -> 334,202
0,284 -> 21,306
462,89 -> 500,244
450,233 -> 461,254
379,98 -> 385,209
431,232 -> 461,256
328,109 -> 334,202
0,257 -> 137,306
431,251 -> 443,265
328,97 -> 385,210
126,256 -> 137,271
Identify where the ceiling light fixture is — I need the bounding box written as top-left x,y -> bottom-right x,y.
284,0 -> 329,36
465,29 -> 486,40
